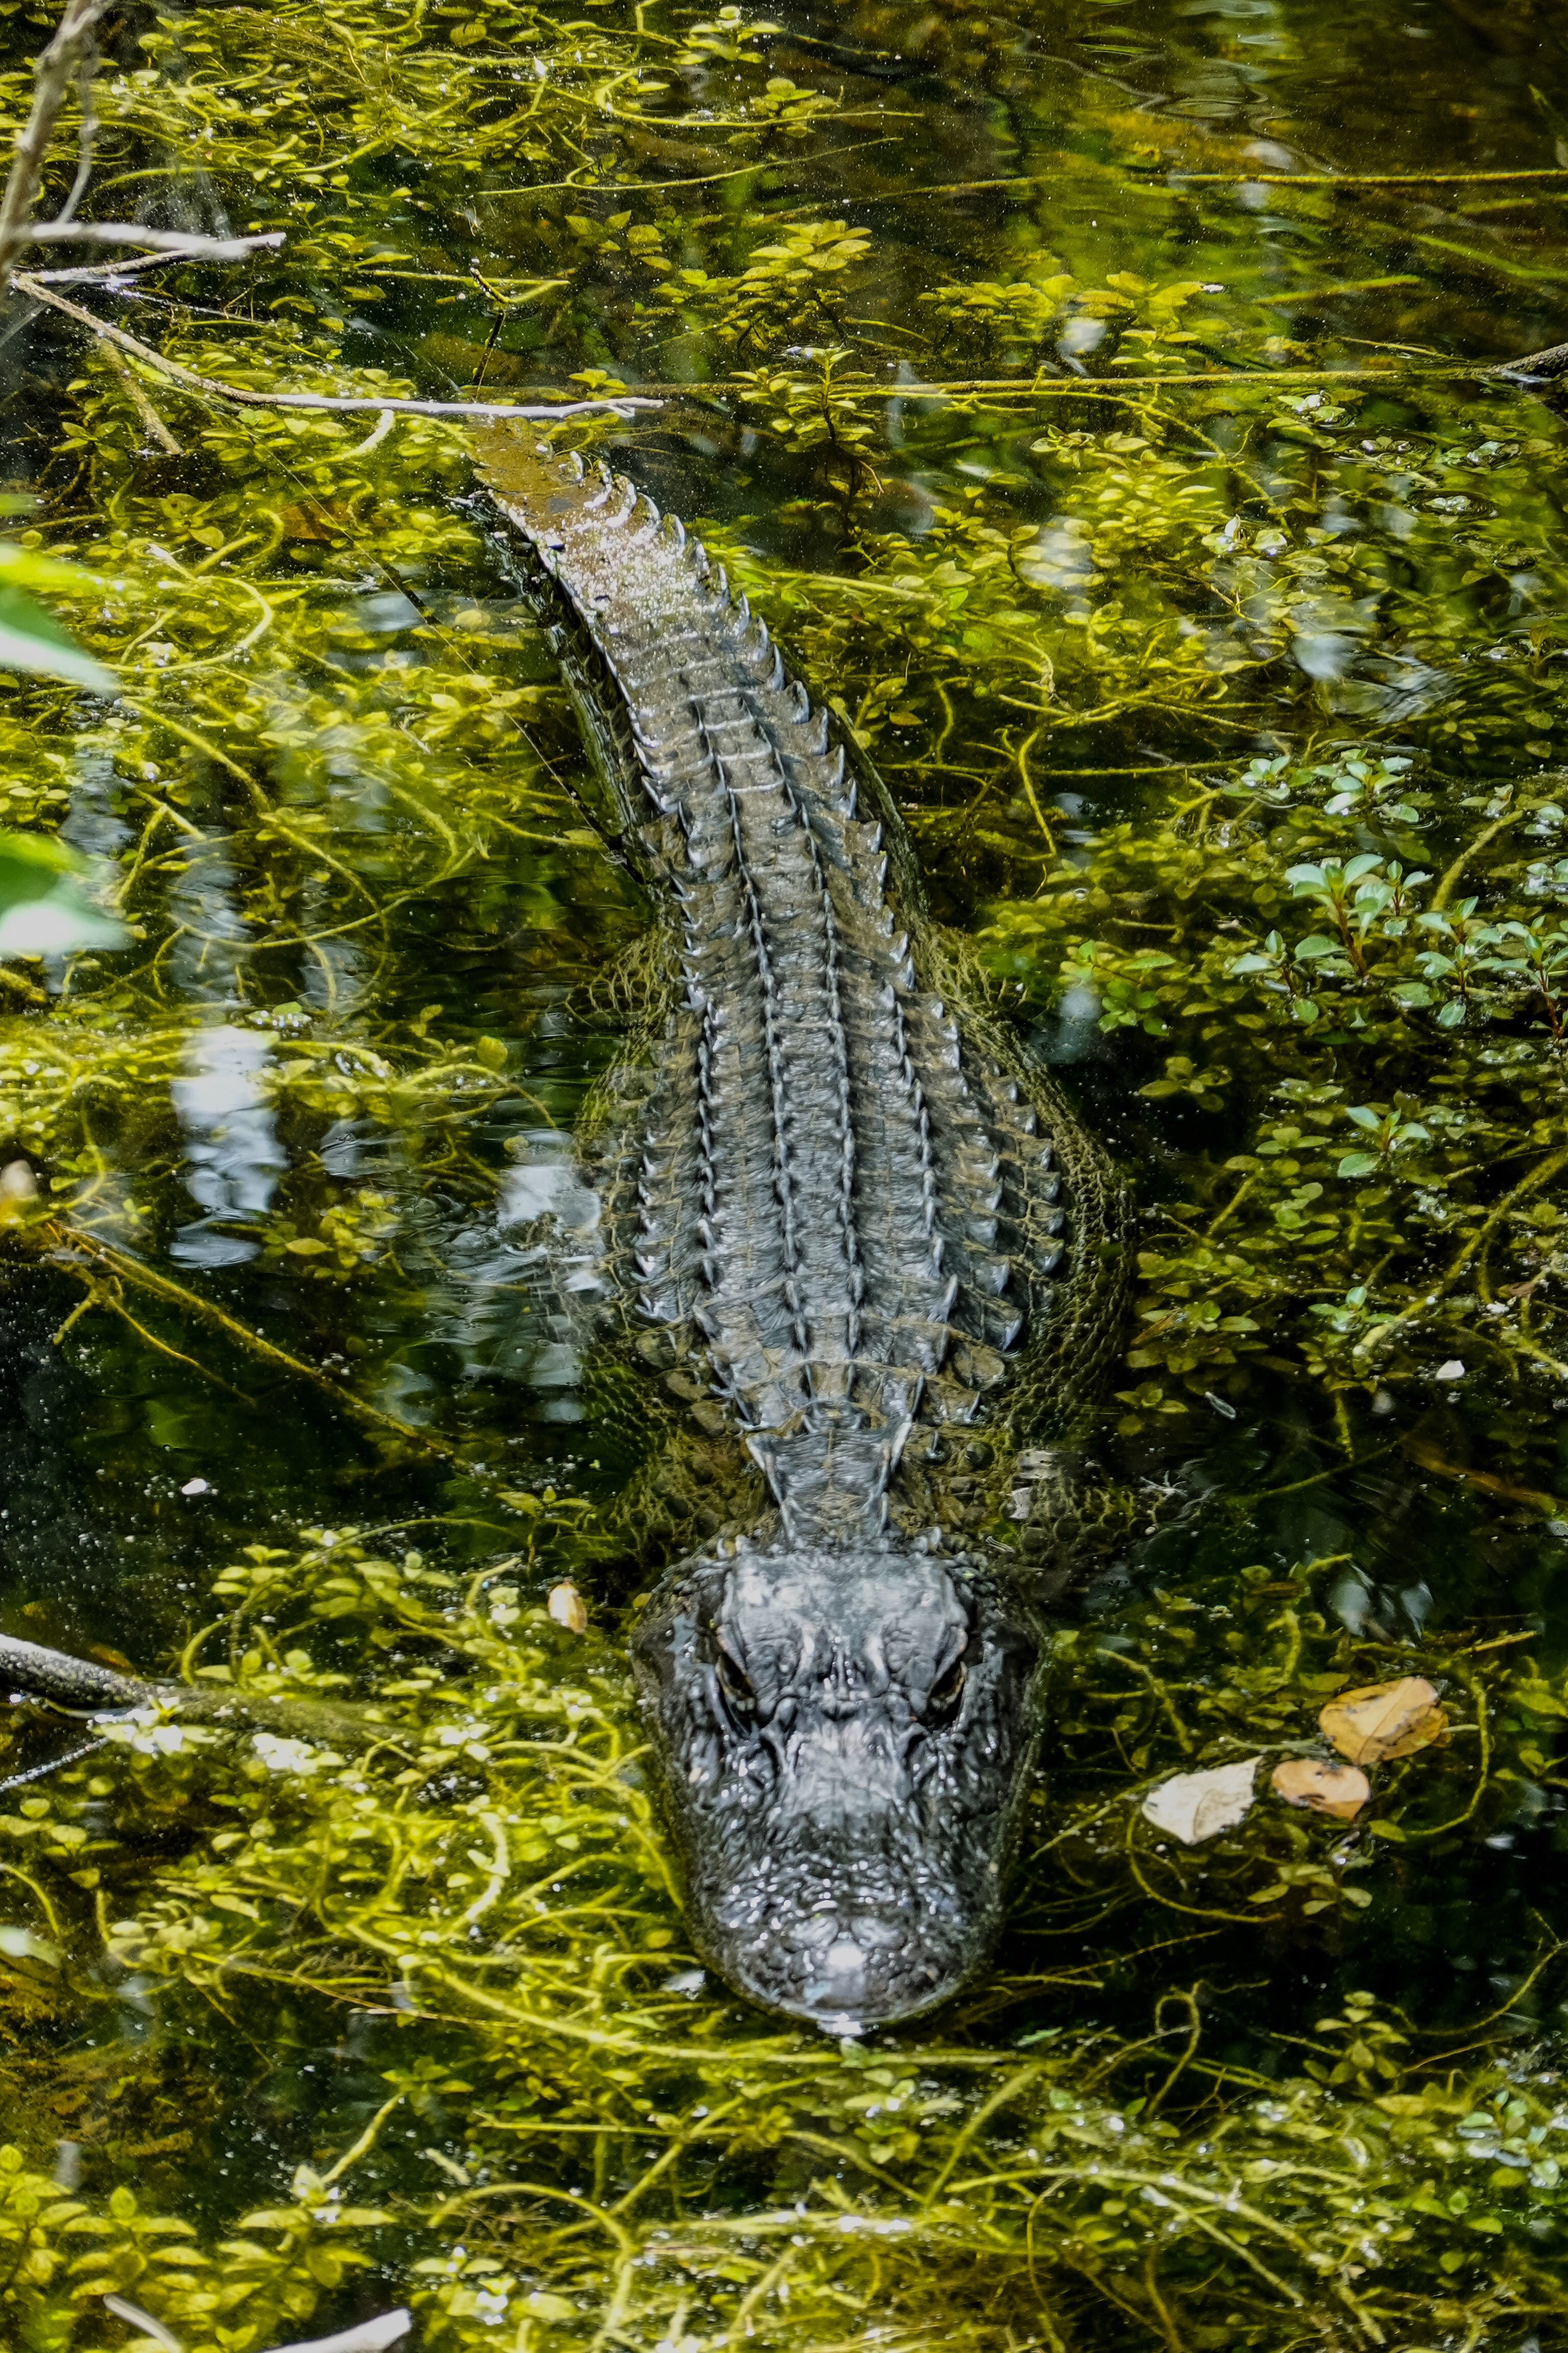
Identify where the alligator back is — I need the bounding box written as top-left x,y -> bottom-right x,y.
478,433 -> 1125,1544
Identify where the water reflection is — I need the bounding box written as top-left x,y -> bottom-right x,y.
168,1023 -> 285,1267
166,829 -> 251,999
433,1132 -> 605,1417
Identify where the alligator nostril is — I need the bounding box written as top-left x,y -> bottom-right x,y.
785,1909 -> 842,1954
805,1939 -> 869,2009
850,1914 -> 904,1952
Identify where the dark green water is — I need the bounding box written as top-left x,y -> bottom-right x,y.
5,2 -> 1568,2347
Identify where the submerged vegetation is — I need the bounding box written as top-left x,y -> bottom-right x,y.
4,0 -> 1568,2346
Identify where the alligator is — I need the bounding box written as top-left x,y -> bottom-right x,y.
0,439 -> 1127,2029
476,433 -> 1129,2027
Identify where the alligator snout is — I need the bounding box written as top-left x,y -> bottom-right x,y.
775,1900 -> 938,2024
633,1536 -> 1041,2028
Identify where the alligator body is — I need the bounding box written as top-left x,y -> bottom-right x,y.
479,434 -> 1127,2027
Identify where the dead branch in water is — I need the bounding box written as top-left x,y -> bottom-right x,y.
12,273 -> 660,420
0,1626 -> 395,1752
0,0 -> 109,293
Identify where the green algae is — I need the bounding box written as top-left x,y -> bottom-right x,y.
9,1527 -> 1568,2353
5,1 -> 1568,2347
7,1534 -> 1568,2351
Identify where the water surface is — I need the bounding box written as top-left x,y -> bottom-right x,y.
4,2 -> 1568,2346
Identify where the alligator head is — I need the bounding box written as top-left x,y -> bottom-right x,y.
632,1537 -> 1041,2028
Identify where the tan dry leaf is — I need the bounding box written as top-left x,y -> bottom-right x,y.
1140,1755 -> 1260,1845
547,1582 -> 589,1634
276,501 -> 355,543
1318,1676 -> 1444,1766
1271,1756 -> 1371,1822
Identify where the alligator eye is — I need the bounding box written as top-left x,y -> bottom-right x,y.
925,1657 -> 967,1726
715,1644 -> 757,1712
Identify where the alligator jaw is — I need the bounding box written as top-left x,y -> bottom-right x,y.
631,1534 -> 1041,2028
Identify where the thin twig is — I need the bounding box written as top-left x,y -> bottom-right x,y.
0,1736 -> 108,1796
118,360 -> 1511,402
1168,167 -> 1568,187
0,1624 -> 390,1749
347,408 -> 398,458
100,336 -> 182,452
26,245 -> 215,285
22,221 -> 286,257
12,273 -> 662,418
54,38 -> 96,224
0,0 -> 283,312
3,272 -> 1526,408
0,0 -> 111,292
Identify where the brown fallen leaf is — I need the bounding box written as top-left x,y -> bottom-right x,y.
1318,1675 -> 1445,1767
87,1643 -> 139,1678
275,502 -> 356,543
547,1582 -> 589,1634
1271,1757 -> 1371,1822
1140,1755 -> 1260,1845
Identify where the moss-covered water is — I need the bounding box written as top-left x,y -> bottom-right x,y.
7,0 -> 1568,2344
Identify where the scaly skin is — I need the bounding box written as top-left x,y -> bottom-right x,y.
478,432 -> 1128,2026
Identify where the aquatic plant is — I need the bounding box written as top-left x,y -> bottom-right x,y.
7,1532 -> 1568,2350
4,0 -> 1568,2347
